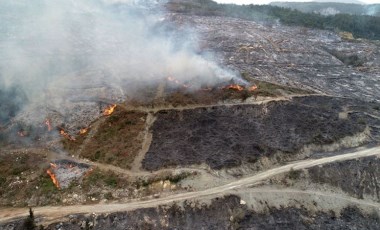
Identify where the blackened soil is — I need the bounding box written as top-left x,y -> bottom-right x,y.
142,96 -> 374,170
5,195 -> 377,230
308,156 -> 380,201
240,205 -> 379,230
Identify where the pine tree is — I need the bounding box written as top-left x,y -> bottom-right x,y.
23,208 -> 36,230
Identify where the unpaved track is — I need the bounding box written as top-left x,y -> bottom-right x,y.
1,146 -> 379,224
130,113 -> 156,172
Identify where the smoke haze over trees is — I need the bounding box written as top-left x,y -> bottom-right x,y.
0,0 -> 236,128
271,2 -> 380,16
168,0 -> 380,40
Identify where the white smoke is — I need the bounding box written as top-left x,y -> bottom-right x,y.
0,0 -> 236,118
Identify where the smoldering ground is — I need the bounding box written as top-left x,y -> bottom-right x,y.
0,0 -> 237,145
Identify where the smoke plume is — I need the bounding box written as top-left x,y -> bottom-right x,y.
0,0 -> 236,129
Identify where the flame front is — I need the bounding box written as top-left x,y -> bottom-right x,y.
79,128 -> 88,135
60,129 -> 76,141
17,131 -> 26,137
248,85 -> 258,91
224,84 -> 244,91
45,119 -> 52,132
167,76 -> 180,84
103,104 -> 117,116
166,76 -> 190,88
46,168 -> 60,188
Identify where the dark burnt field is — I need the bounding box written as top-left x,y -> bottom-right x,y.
142,96 -> 380,171
307,156 -> 380,202
3,195 -> 374,230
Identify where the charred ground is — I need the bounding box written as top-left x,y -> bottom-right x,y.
3,195 -> 379,230
1,1 -> 380,229
143,96 -> 378,171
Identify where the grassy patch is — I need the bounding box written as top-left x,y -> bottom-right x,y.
39,175 -> 59,194
83,168 -> 129,189
147,80 -> 310,108
0,151 -> 63,206
79,108 -> 147,169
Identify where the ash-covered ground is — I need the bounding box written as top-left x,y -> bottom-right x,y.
3,195 -> 379,230
143,95 -> 379,170
42,197 -> 380,230
306,156 -> 380,202
169,14 -> 380,102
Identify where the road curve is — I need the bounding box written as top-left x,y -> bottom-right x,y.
1,146 -> 380,224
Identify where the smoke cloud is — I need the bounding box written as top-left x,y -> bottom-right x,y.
0,0 -> 236,128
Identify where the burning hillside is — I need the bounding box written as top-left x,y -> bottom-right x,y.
103,104 -> 117,116
46,160 -> 92,189
0,0 -> 240,138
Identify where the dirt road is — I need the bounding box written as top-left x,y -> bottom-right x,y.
1,146 -> 379,224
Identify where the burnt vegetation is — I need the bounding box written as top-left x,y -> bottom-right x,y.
128,77 -> 311,108
19,195 -> 378,230
143,96 -> 370,171
308,156 -> 380,201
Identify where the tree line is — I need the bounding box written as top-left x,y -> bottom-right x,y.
168,0 -> 380,40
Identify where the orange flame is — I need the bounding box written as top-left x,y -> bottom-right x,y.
224,84 -> 244,91
166,76 -> 190,88
79,128 -> 88,135
248,85 -> 258,91
167,76 -> 180,84
103,104 -> 117,116
17,131 -> 26,137
84,167 -> 94,177
46,169 -> 60,189
45,119 -> 52,132
60,129 -> 76,141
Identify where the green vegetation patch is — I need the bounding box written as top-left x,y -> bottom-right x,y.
83,168 -> 129,189
79,108 -> 147,169
0,151 -> 62,207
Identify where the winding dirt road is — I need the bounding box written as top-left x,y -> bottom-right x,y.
1,146 -> 379,224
